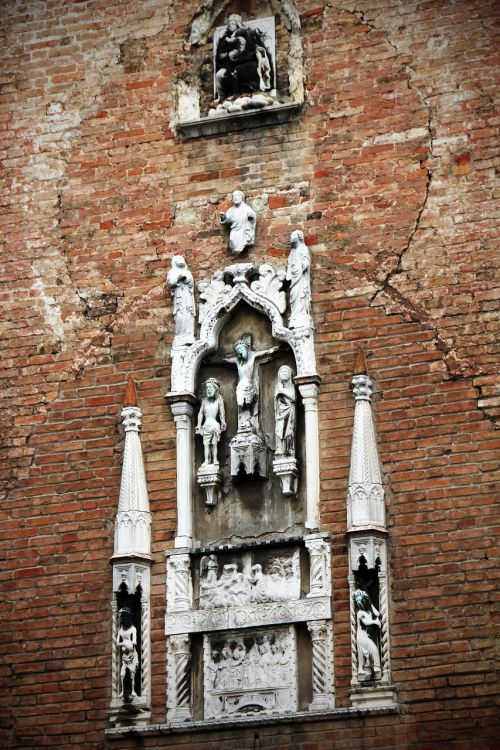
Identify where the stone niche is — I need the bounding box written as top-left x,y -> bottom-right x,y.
173,0 -> 304,139
194,302 -> 306,546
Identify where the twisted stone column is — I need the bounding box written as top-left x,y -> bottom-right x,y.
307,620 -> 334,710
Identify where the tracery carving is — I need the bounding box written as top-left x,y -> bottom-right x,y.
250,263 -> 286,313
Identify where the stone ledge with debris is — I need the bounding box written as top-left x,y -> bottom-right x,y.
208,93 -> 278,117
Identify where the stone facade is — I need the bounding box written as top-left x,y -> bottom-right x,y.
1,1 -> 498,749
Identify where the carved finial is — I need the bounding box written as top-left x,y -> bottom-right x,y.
353,349 -> 367,376
124,376 -> 138,407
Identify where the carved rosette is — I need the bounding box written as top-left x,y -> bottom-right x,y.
305,535 -> 331,598
307,619 -> 334,710
167,634 -> 192,723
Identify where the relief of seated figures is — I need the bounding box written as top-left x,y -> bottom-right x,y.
199,552 -> 299,609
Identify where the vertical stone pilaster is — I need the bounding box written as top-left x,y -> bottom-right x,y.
167,634 -> 192,724
307,619 -> 334,710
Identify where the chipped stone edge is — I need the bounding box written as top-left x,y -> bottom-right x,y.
176,103 -> 302,141
105,704 -> 398,738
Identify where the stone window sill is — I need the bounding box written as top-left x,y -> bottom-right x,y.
105,704 -> 398,738
176,102 -> 302,141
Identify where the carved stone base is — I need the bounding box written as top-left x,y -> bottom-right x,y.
197,464 -> 222,506
350,684 -> 397,709
230,433 -> 268,478
108,697 -> 151,727
273,456 -> 298,495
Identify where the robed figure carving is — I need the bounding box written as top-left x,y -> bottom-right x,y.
274,366 -> 296,457
167,255 -> 196,342
220,190 -> 256,255
214,15 -> 274,102
286,230 -> 311,329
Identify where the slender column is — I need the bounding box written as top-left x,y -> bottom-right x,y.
166,395 -> 196,548
111,597 -> 119,701
167,634 -> 192,723
296,376 -> 321,531
378,570 -> 391,685
307,620 -> 334,710
348,573 -> 358,686
166,553 -> 193,612
141,597 -> 151,704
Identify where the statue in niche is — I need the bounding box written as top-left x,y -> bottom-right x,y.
117,607 -> 139,700
196,378 -> 226,466
274,365 -> 297,457
167,255 -> 196,342
220,190 -> 256,255
353,589 -> 382,681
223,334 -> 278,434
214,15 -> 274,102
286,230 -> 312,329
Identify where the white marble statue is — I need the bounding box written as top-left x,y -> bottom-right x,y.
274,365 -> 296,457
286,230 -> 311,328
196,378 -> 226,466
167,255 -> 196,342
224,335 -> 278,433
354,589 -> 382,680
220,190 -> 256,255
117,607 -> 139,699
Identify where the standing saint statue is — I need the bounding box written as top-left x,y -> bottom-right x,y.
167,255 -> 196,342
220,190 -> 257,255
286,230 -> 312,328
196,378 -> 226,466
274,365 -> 297,457
117,607 -> 139,700
223,335 -> 278,434
353,589 -> 382,681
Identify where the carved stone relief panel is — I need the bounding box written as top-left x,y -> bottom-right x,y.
203,626 -> 297,720
197,547 -> 300,609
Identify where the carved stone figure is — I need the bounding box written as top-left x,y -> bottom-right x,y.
224,334 -> 278,434
167,255 -> 196,342
117,607 -> 139,700
274,366 -> 296,457
214,15 -> 274,102
220,191 -> 256,255
196,378 -> 226,466
286,230 -> 311,329
354,589 -> 381,680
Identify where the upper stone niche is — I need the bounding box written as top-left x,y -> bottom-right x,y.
173,0 -> 304,140
193,300 -> 306,546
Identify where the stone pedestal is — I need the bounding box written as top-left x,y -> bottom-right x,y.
350,684 -> 397,709
273,456 -> 298,495
230,432 -> 268,478
197,464 -> 223,506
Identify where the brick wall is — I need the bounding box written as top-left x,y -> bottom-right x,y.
0,1 -> 498,748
